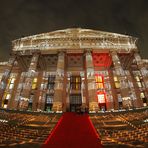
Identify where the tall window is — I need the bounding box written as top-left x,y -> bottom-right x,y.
46,95 -> 53,104
70,76 -> 81,90
40,77 -> 48,90
70,94 -> 82,104
2,93 -> 11,108
95,74 -> 106,105
32,78 -> 37,89
140,92 -> 145,99
114,76 -> 120,88
28,94 -> 34,111
97,94 -> 105,103
47,75 -> 55,90
8,77 -> 15,89
95,75 -> 104,89
140,92 -> 147,106
45,95 -> 53,111
135,76 -> 142,88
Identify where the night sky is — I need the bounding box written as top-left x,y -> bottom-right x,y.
0,0 -> 148,61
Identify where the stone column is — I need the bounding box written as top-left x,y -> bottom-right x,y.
13,72 -> 25,109
108,70 -> 118,109
0,56 -> 16,107
62,71 -> 67,112
32,71 -> 43,111
19,53 -> 39,110
66,73 -> 70,111
81,76 -> 86,105
8,71 -> 21,109
85,50 -> 99,112
134,52 -> 148,103
36,71 -> 46,111
128,70 -> 143,108
111,51 -> 130,109
52,51 -> 65,112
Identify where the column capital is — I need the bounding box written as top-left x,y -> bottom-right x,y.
84,49 -> 92,54
134,52 -> 142,64
31,49 -> 41,55
28,53 -> 39,72
110,50 -> 118,56
57,50 -> 66,55
6,56 -> 16,69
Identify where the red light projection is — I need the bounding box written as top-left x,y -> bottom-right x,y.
92,53 -> 112,68
97,93 -> 106,103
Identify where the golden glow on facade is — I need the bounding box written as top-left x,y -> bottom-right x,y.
0,28 -> 147,112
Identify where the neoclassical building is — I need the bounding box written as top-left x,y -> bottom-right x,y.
0,28 -> 147,112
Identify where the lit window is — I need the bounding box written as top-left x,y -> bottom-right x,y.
96,83 -> 104,89
135,76 -> 140,81
3,104 -> 8,108
8,77 -> 15,89
140,92 -> 145,99
33,78 -> 37,83
46,95 -> 53,104
97,94 -> 105,103
7,79 -> 11,85
114,76 -> 120,88
5,94 -> 11,100
9,83 -> 14,89
29,95 -> 34,103
76,77 -> 79,83
95,75 -> 104,89
11,78 -> 15,83
32,83 -> 37,89
115,82 -> 120,88
117,94 -> 122,102
70,76 -> 81,90
3,96 -> 9,107
32,78 -> 38,89
40,84 -> 44,90
95,76 -> 102,83
137,82 -> 142,87
114,76 -> 118,82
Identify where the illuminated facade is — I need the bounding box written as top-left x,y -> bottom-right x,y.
0,28 -> 147,112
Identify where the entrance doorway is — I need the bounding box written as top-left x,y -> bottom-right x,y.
69,75 -> 82,112
70,94 -> 82,112
97,93 -> 106,111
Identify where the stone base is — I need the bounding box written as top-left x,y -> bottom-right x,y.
52,102 -> 63,112
11,100 -> 19,110
89,102 -> 99,112
18,101 -> 29,111
106,101 -> 114,111
133,99 -> 143,108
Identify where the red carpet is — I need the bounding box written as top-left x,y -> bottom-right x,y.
43,113 -> 102,148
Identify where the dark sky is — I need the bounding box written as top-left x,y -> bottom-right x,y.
0,0 -> 148,61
